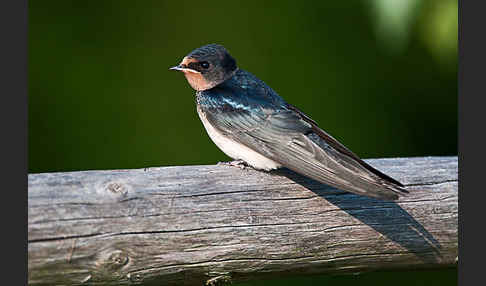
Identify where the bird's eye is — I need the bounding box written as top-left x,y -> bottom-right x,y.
200,61 -> 210,69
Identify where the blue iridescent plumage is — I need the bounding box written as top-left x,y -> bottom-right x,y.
197,69 -> 286,112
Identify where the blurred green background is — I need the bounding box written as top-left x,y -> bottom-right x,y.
29,0 -> 457,174
29,0 -> 457,285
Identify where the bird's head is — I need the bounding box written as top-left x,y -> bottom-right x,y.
170,44 -> 238,91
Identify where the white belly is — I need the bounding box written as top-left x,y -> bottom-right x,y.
197,107 -> 281,171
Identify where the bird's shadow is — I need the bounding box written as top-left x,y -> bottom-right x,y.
270,168 -> 442,263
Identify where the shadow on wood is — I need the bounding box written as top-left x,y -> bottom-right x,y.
278,168 -> 442,263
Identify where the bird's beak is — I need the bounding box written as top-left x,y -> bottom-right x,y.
169,64 -> 200,74
169,65 -> 184,71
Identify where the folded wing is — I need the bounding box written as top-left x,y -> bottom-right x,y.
203,102 -> 407,200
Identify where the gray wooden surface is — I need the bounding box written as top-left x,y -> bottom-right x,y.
28,156 -> 458,285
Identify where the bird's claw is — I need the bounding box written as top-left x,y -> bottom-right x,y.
217,160 -> 249,170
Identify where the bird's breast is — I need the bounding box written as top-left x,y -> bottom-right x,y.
196,106 -> 281,171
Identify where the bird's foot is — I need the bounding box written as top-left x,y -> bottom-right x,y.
217,159 -> 249,170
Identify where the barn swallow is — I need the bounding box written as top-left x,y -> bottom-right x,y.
170,44 -> 408,200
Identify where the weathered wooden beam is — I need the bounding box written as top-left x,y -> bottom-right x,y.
28,156 -> 458,285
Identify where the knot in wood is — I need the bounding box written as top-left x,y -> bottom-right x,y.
96,249 -> 130,274
127,273 -> 143,282
107,250 -> 129,269
106,182 -> 128,196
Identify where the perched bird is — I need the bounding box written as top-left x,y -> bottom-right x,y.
170,44 -> 408,200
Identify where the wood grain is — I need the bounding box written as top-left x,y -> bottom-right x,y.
28,156 -> 458,285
